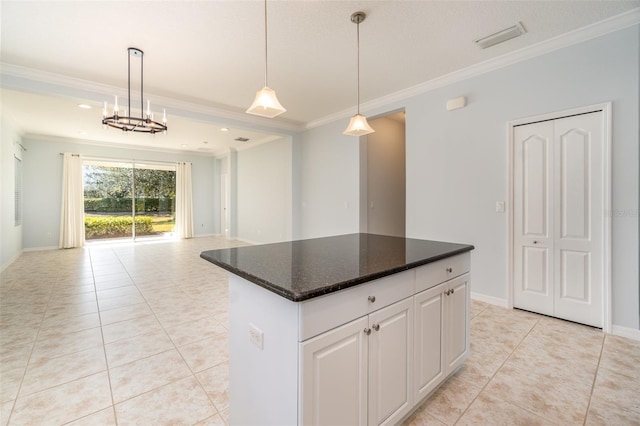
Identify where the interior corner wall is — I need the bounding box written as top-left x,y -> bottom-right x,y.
1,115 -> 23,269
237,138 -> 293,244
21,138 -> 217,249
298,25 -> 639,331
366,116 -> 406,237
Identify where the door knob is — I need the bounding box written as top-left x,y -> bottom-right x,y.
533,241 -> 538,244
364,328 -> 371,335
372,324 -> 380,331
368,296 -> 376,303
446,267 -> 453,273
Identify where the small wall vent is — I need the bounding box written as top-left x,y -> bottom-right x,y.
475,22 -> 526,49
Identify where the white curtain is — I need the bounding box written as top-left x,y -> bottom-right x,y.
176,161 -> 194,239
59,153 -> 85,248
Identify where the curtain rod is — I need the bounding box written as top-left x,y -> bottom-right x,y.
58,153 -> 181,166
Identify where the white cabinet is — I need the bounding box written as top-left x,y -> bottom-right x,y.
413,273 -> 470,403
414,284 -> 445,401
301,298 -> 414,426
444,274 -> 470,374
301,316 -> 369,426
228,252 -> 471,426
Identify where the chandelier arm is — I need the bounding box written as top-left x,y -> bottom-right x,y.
140,50 -> 144,120
128,48 -> 131,122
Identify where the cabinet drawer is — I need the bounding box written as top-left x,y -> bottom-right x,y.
415,253 -> 470,293
298,269 -> 415,341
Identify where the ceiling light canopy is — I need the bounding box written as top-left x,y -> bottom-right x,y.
246,0 -> 286,118
343,11 -> 374,137
102,48 -> 167,134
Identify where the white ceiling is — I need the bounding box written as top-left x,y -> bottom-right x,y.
2,1 -> 638,155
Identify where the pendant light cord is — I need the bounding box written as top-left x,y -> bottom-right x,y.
356,18 -> 360,115
264,0 -> 268,87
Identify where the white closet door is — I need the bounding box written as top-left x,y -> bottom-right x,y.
513,121 -> 554,316
553,113 -> 603,327
513,111 -> 604,328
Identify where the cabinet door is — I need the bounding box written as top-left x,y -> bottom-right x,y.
300,316 -> 369,426
444,274 -> 470,374
414,283 -> 445,402
368,297 -> 414,426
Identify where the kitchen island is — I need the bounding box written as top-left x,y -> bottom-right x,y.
201,233 -> 474,426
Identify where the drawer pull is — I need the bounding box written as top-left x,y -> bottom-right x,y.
446,267 -> 453,273
372,324 -> 380,331
364,328 -> 371,335
368,296 -> 376,303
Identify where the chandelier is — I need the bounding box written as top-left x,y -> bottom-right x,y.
102,48 -> 167,134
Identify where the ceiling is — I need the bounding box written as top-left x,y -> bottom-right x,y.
2,1 -> 638,155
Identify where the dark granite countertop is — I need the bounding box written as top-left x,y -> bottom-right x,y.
200,233 -> 474,302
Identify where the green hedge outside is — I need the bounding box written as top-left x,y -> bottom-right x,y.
85,197 -> 174,213
85,216 -> 154,239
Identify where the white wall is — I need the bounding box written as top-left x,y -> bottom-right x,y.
365,116 -> 406,237
299,26 -> 639,331
300,121 -> 360,238
21,138 -> 217,249
237,138 -> 292,243
0,114 -> 23,269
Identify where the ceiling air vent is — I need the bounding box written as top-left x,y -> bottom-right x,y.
235,137 -> 250,142
475,22 -> 526,49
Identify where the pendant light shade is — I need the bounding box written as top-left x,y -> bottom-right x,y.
343,11 -> 374,136
344,114 -> 375,136
247,86 -> 286,118
246,0 -> 286,118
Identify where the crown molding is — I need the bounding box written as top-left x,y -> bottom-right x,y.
0,63 -> 306,134
306,8 -> 640,130
22,133 -> 218,157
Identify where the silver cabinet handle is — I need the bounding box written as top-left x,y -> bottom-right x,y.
368,296 -> 376,303
372,324 -> 380,331
446,267 -> 453,273
364,328 -> 371,335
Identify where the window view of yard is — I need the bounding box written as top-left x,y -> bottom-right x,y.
83,163 -> 176,240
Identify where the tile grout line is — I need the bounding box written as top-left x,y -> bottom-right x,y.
582,333 -> 606,426
90,246 -> 120,426
452,311 -> 544,425
6,250 -> 62,425
111,245 -> 225,425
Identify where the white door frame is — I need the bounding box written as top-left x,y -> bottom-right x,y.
507,102 -> 612,332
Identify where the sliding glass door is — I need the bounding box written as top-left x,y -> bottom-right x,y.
83,159 -> 176,242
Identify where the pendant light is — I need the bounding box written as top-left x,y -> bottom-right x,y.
246,0 -> 286,118
102,48 -> 167,134
343,11 -> 375,136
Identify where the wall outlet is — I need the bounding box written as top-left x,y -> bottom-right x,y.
496,201 -> 505,212
249,323 -> 264,350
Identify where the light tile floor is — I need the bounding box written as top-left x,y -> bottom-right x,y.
1,236 -> 638,425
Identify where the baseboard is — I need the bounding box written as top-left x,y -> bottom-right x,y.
470,292 -> 509,308
611,325 -> 640,341
23,246 -> 58,252
194,233 -> 220,238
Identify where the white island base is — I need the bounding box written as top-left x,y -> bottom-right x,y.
228,253 -> 471,425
